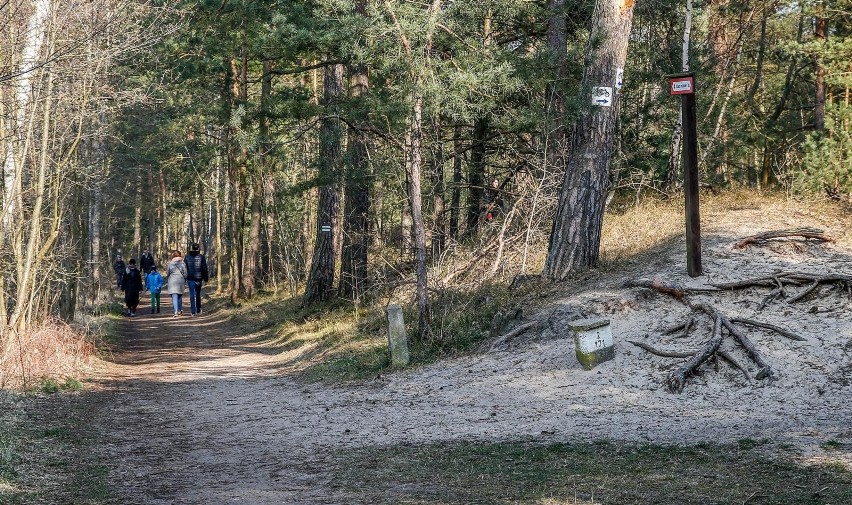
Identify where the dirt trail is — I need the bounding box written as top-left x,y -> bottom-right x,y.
86,207 -> 852,504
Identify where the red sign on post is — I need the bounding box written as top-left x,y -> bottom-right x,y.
670,76 -> 694,95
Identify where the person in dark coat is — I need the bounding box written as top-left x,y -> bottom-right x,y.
121,259 -> 144,316
185,243 -> 209,316
139,248 -> 155,275
113,255 -> 126,289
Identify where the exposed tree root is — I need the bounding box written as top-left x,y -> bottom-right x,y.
485,321 -> 538,352
626,340 -> 693,358
667,316 -> 724,393
718,350 -> 753,384
623,277 -> 811,392
729,317 -> 807,342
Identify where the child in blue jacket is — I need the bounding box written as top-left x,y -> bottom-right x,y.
146,266 -> 165,314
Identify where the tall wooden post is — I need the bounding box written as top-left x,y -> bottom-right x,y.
670,73 -> 702,277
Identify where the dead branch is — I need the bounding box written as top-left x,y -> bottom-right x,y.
667,315 -> 724,393
757,287 -> 783,311
734,228 -> 834,249
624,279 -> 787,391
729,317 -> 807,341
627,340 -> 693,358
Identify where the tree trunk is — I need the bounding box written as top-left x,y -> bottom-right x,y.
401,156 -> 414,256
302,63 -> 344,306
544,0 -> 636,280
814,9 -> 826,131
408,94 -> 431,338
340,51 -> 370,303
89,183 -> 104,307
241,59 -> 274,299
430,116 -> 445,258
545,0 -> 568,185
449,124 -> 462,240
466,118 -> 487,236
132,172 -> 142,259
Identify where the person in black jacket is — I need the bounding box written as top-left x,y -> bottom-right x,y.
113,255 -> 126,289
139,248 -> 155,275
121,259 -> 144,316
185,243 -> 209,316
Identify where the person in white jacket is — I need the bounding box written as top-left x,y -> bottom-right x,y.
166,250 -> 188,317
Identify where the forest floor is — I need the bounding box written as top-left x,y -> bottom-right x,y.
3,195 -> 852,504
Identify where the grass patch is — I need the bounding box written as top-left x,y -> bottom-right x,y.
0,427 -> 17,481
333,439 -> 852,504
0,391 -> 112,504
229,282 -> 518,382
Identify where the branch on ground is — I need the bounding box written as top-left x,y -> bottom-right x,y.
734,228 -> 834,249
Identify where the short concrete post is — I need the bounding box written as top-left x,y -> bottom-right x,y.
569,317 -> 614,370
386,304 -> 410,366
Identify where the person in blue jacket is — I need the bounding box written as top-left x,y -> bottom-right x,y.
146,265 -> 164,314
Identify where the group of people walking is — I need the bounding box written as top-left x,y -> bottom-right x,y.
114,244 -> 209,318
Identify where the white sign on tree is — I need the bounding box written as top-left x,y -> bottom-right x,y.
591,86 -> 613,107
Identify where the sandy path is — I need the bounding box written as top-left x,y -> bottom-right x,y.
87,215 -> 852,504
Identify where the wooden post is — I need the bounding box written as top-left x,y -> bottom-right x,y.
669,73 -> 702,277
682,90 -> 702,277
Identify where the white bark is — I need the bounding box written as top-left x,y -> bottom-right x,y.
4,0 -> 53,225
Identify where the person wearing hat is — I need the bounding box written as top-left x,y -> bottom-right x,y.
185,242 -> 209,316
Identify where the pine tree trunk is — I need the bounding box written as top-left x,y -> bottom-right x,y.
545,0 -> 568,181
340,54 -> 370,303
430,116 -> 445,258
466,118 -> 487,235
449,124 -> 462,240
544,0 -> 636,280
814,11 -> 826,131
241,59 -> 274,298
303,63 -> 344,306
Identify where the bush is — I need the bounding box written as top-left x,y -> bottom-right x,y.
0,320 -> 97,390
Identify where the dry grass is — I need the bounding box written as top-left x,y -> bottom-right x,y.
600,190 -> 852,265
0,320 -> 98,390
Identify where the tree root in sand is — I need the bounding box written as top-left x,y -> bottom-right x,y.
622,277 -> 817,393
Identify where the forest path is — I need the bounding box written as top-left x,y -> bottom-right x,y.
83,299 -> 354,505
